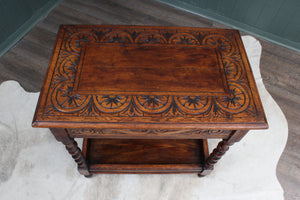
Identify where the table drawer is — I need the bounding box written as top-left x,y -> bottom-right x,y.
67,128 -> 232,139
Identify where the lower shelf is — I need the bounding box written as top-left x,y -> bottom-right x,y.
82,138 -> 209,174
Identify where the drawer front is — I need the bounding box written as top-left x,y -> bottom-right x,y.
68,128 -> 232,139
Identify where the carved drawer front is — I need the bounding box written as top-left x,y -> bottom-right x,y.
67,128 -> 232,139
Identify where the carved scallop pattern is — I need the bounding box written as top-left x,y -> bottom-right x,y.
135,32 -> 167,44
100,31 -> 133,43
175,96 -> 211,115
215,83 -> 250,113
58,56 -> 79,78
202,34 -> 234,55
169,33 -> 199,45
93,95 -> 132,113
51,81 -> 91,113
222,58 -> 242,81
134,95 -> 172,113
66,31 -> 98,53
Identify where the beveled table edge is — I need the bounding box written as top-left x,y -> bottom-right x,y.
32,120 -> 268,129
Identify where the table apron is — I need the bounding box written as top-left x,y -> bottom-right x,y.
67,128 -> 233,139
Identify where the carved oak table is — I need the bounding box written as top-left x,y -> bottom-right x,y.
32,25 -> 268,177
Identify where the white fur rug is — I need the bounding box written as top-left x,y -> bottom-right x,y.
0,36 -> 288,200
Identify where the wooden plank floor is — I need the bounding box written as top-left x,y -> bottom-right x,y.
0,0 -> 299,199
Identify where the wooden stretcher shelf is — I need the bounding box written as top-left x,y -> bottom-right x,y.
82,139 -> 210,174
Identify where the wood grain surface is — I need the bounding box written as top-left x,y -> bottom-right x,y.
0,0 -> 299,198
75,44 -> 226,94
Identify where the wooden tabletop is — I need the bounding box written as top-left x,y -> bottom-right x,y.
32,25 -> 267,129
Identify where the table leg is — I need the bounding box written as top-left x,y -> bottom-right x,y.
49,128 -> 92,177
199,130 -> 248,176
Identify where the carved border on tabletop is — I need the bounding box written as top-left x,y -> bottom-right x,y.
43,26 -> 258,119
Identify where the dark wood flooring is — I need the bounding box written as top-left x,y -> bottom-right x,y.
0,0 -> 299,199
